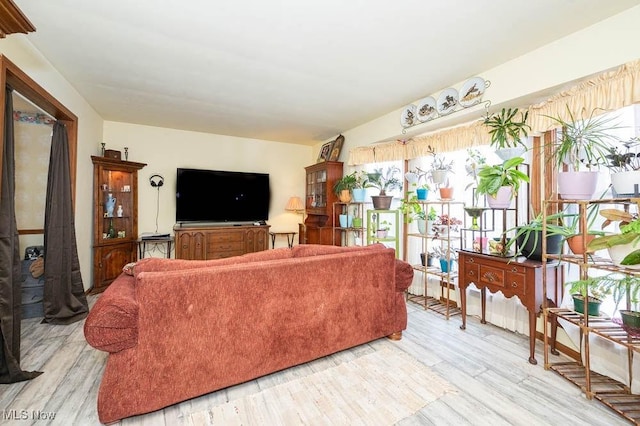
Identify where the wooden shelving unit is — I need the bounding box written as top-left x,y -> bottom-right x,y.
405,200 -> 464,319
542,198 -> 640,424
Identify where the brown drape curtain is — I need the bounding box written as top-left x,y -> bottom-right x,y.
0,87 -> 42,383
42,121 -> 88,324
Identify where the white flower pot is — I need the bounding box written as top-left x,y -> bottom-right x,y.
608,241 -> 640,270
611,170 -> 640,197
487,186 -> 513,209
431,170 -> 448,185
417,219 -> 427,235
495,146 -> 526,161
558,171 -> 598,200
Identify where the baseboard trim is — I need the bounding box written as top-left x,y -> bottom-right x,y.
535,331 -> 580,362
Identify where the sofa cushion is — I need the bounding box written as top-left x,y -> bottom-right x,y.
133,247 -> 294,277
84,274 -> 138,353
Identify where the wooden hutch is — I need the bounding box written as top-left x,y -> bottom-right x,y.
299,161 -> 343,245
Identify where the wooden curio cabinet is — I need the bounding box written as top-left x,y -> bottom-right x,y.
299,161 -> 342,245
90,156 -> 146,294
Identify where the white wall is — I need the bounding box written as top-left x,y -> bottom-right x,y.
333,5 -> 640,168
4,5 -> 640,289
103,122 -> 311,250
0,35 -> 103,290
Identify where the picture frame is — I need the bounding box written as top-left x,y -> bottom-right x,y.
317,141 -> 334,163
328,134 -> 345,162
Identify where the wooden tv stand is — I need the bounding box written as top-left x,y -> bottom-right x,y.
174,224 -> 270,260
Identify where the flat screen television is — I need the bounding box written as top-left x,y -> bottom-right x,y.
176,168 -> 270,224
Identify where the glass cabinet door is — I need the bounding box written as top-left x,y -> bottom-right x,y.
98,168 -> 134,241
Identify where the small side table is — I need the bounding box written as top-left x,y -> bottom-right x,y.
269,231 -> 297,249
137,236 -> 174,259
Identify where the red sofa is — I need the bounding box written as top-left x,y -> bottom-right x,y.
84,244 -> 413,423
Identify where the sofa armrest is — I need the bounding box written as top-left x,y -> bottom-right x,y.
395,259 -> 413,292
84,274 -> 139,353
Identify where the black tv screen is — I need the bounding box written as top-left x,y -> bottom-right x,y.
176,168 -> 270,224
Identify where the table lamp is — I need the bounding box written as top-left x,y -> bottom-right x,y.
285,196 -> 305,223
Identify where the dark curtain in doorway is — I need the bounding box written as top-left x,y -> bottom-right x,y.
42,122 -> 88,324
0,87 -> 42,383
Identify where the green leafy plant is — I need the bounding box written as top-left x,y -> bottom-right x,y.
476,157 -> 530,197
605,137 -> 640,172
377,220 -> 391,231
546,106 -> 620,170
483,107 -> 530,150
465,148 -> 487,205
399,196 -> 426,223
427,206 -> 437,221
364,166 -> 402,195
333,172 -> 358,195
426,145 -> 454,172
566,273 -> 639,314
588,208 -> 640,265
504,210 -> 577,258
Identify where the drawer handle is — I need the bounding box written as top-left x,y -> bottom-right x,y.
511,267 -> 518,273
483,272 -> 497,282
511,282 -> 519,288
468,258 -> 474,263
468,271 -> 475,277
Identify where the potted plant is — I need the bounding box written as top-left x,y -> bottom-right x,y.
426,207 -> 437,236
364,166 -> 402,209
333,172 -> 358,203
399,195 -> 427,234
433,213 -> 462,238
504,211 -> 574,260
420,251 -> 435,267
561,203 -> 604,255
376,220 -> 391,238
404,167 -> 431,200
464,148 -> 489,228
426,145 -> 454,187
587,208 -> 640,269
547,106 -> 619,200
352,170 -> 368,202
483,107 -> 530,160
432,245 -> 458,273
565,273 -> 627,317
605,137 -> 640,197
476,157 -> 530,209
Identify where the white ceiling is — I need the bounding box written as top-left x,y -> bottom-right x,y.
13,0 -> 640,145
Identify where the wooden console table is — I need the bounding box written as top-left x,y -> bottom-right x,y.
457,249 -> 562,364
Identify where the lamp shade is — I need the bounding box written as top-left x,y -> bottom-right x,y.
285,196 -> 304,212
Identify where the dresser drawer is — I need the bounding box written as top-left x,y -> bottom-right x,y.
208,241 -> 244,253
208,250 -> 245,259
207,232 -> 244,243
479,265 -> 505,287
505,272 -> 527,296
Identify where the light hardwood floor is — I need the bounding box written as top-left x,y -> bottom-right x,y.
0,299 -> 631,425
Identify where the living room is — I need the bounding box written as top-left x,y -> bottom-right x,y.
2,1 -> 640,425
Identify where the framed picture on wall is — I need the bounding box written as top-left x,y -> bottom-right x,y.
328,134 -> 345,162
317,141 -> 334,163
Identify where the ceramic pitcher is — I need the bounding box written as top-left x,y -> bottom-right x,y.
106,193 -> 117,217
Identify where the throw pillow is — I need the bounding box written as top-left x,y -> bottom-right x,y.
29,257 -> 44,279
